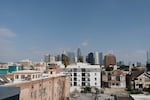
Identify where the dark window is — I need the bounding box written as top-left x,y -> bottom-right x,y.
74,78 -> 77,81
21,75 -> 25,79
139,84 -> 143,88
15,75 -> 19,79
74,82 -> 77,86
74,73 -> 77,76
82,78 -> 85,81
82,68 -> 86,72
116,76 -> 120,81
82,82 -> 85,86
74,68 -> 77,72
82,73 -> 85,76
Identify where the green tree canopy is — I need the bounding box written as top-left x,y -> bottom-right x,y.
62,54 -> 70,67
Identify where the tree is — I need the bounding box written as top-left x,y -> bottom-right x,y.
30,65 -> 34,70
106,67 -> 113,71
78,56 -> 83,62
62,54 -> 70,67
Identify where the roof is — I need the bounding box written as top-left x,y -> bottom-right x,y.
13,70 -> 42,74
0,75 -> 9,85
138,71 -> 150,79
0,86 -> 20,99
67,63 -> 100,69
131,68 -> 145,80
112,70 -> 123,76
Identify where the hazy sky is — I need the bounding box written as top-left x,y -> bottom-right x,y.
0,0 -> 150,64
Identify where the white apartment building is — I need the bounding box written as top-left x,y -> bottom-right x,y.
61,63 -> 101,91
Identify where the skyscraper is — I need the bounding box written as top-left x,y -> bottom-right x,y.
77,48 -> 83,62
44,54 -> 55,63
99,52 -> 103,65
147,50 -> 150,64
66,52 -> 75,63
87,52 -> 94,65
147,50 -> 150,71
94,52 -> 99,65
104,54 -> 116,67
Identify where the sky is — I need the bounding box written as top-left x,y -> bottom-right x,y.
0,0 -> 150,64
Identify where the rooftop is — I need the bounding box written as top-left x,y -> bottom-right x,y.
0,86 -> 20,100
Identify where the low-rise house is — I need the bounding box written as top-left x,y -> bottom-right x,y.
102,69 -> 126,88
135,72 -> 150,89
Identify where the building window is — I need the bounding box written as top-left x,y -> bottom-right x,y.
70,83 -> 72,86
116,76 -> 120,81
74,82 -> 77,86
81,68 -> 85,72
38,74 -> 40,78
116,83 -> 119,86
74,68 -> 77,72
32,75 -> 34,79
112,83 -> 115,85
82,73 -> 85,76
82,82 -> 85,86
21,75 -> 25,79
95,73 -> 97,75
74,78 -> 77,81
15,75 -> 19,79
95,83 -> 97,85
82,78 -> 85,81
74,73 -> 77,76
95,78 -> 97,81
28,75 -> 31,78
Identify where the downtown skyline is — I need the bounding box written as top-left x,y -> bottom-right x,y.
0,0 -> 150,64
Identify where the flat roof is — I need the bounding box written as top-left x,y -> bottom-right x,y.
13,70 -> 42,74
0,86 -> 20,99
131,94 -> 150,100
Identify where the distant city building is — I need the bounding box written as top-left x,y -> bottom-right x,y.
77,48 -> 82,62
87,52 -> 94,65
136,62 -> 142,67
99,52 -> 103,65
147,50 -> 150,64
55,54 -> 62,61
117,61 -> 124,66
61,63 -> 101,92
66,52 -> 76,63
18,59 -> 32,67
44,54 -> 55,63
94,52 -> 99,65
104,54 -> 116,67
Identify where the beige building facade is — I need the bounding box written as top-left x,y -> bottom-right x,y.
7,75 -> 70,100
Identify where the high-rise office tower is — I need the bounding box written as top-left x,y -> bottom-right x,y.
77,48 -> 82,61
147,50 -> 150,71
147,50 -> 150,64
44,54 -> 55,63
44,54 -> 51,63
104,54 -> 116,67
66,52 -> 75,63
99,52 -> 103,65
87,52 -> 94,65
77,48 -> 83,62
94,52 -> 99,65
